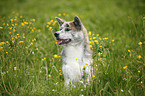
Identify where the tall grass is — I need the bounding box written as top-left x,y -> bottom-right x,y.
0,0 -> 145,96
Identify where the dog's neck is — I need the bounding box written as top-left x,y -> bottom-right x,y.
62,43 -> 84,65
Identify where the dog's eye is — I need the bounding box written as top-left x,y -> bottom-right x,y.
66,24 -> 69,27
65,28 -> 70,31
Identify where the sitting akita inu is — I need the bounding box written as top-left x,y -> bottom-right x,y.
54,16 -> 92,85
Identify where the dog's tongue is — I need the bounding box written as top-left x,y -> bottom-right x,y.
57,40 -> 62,45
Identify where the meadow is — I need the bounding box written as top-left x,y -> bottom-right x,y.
0,0 -> 145,96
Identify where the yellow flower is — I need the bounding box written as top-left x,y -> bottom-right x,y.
0,42 -> 5,45
54,54 -> 58,58
99,38 -> 102,40
92,75 -> 95,78
59,73 -> 62,75
46,25 -> 49,28
48,75 -> 51,78
112,40 -> 114,42
25,47 -> 28,49
99,46 -> 102,48
128,50 -> 131,52
85,63 -> 88,65
23,36 -> 25,38
90,45 -> 92,48
36,48 -> 38,50
0,47 -> 3,50
137,55 -> 141,59
19,41 -> 24,43
20,16 -> 23,18
9,27 -> 12,30
59,70 -> 61,72
84,66 -> 86,69
88,31 -> 91,35
58,14 -> 61,16
96,68 -> 98,71
24,22 -> 28,25
89,38 -> 92,40
49,27 -> 52,30
76,58 -> 78,60
63,13 -> 66,16
17,34 -> 19,36
21,22 -> 25,26
3,23 -> 5,26
138,70 -> 140,73
50,20 -> 53,22
47,22 -> 51,25
94,40 -> 99,44
31,43 -> 33,45
138,42 -> 142,45
33,19 -> 35,22
44,57 -> 46,60
6,52 -> 8,54
14,19 -> 17,21
10,19 -> 13,22
0,27 -> 3,29
123,66 -> 127,69
93,37 -> 96,39
97,34 -> 99,36
7,24 -> 9,26
34,38 -> 36,41
143,17 -> 145,20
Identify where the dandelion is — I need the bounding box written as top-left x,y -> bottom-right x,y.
85,63 -> 88,65
49,27 -> 52,30
34,38 -> 36,41
36,48 -> 38,50
93,37 -> 96,39
9,27 -> 12,30
23,36 -> 25,38
138,42 -> 142,45
63,13 -> 66,16
0,27 -> 3,29
14,19 -> 17,21
99,46 -> 102,48
88,31 -> 91,35
99,38 -> 102,40
123,66 -> 127,69
59,73 -> 62,75
58,13 -> 61,16
32,19 -> 35,22
50,20 -> 53,22
84,66 -> 86,69
20,16 -> 23,18
6,52 -> 8,54
143,17 -> 145,20
90,45 -> 92,48
137,55 -> 141,59
96,68 -> 98,71
97,34 -> 99,36
47,22 -> 51,25
25,47 -> 28,49
3,23 -> 5,26
92,75 -> 95,78
10,19 -> 13,22
24,22 -> 28,25
76,58 -> 78,60
19,41 -> 24,43
44,57 -> 46,60
54,54 -> 58,58
12,24 -> 14,26
128,50 -> 131,52
89,38 -> 92,40
21,22 -> 25,26
17,34 -> 19,36
0,47 -> 3,50
112,40 -> 114,42
48,75 -> 51,78
138,70 -> 140,73
7,24 -> 9,26
31,43 -> 33,45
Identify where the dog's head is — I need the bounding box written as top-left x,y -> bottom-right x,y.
54,16 -> 84,46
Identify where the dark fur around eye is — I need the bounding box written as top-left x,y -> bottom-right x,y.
65,28 -> 71,31
66,24 -> 69,27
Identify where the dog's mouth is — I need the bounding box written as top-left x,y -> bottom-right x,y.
57,39 -> 71,45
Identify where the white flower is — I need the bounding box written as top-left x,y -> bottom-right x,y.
14,67 -> 17,70
121,89 -> 124,92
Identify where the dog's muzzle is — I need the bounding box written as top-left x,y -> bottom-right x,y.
54,32 -> 71,45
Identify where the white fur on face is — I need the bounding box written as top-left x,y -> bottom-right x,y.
56,22 -> 84,46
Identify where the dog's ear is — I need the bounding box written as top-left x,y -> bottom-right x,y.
73,16 -> 82,30
55,17 -> 65,26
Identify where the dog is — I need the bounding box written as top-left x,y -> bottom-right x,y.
54,16 -> 92,85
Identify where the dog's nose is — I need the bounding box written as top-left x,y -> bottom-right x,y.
54,32 -> 59,37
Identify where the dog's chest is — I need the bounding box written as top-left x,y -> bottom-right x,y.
62,45 -> 84,65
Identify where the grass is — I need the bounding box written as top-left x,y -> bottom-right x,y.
0,0 -> 145,95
